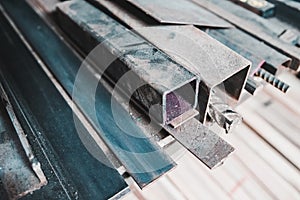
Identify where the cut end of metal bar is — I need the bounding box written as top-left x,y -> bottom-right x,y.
255,68 -> 290,93
245,77 -> 264,95
169,109 -> 199,128
208,92 -> 243,134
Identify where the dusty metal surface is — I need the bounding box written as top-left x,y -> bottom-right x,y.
254,68 -> 290,93
135,25 -> 250,122
126,0 -> 232,28
91,0 -> 291,95
164,118 -> 235,169
0,97 -> 46,199
112,80 -> 236,170
192,0 -> 300,71
56,0 -> 198,125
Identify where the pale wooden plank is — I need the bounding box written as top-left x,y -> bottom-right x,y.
226,130 -> 300,200
236,123 -> 300,192
237,105 -> 300,169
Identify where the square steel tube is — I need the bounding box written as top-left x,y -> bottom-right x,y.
56,0 -> 199,125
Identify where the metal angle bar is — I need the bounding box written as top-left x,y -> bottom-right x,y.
56,0 -> 199,126
0,11 -> 129,200
191,0 -> 300,71
126,0 -> 233,28
0,0 -> 176,188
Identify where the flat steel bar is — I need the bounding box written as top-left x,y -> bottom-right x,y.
0,0 -> 176,188
126,0 -> 232,28
0,82 -> 47,188
164,118 -> 235,169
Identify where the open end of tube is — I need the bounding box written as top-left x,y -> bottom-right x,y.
165,79 -> 198,127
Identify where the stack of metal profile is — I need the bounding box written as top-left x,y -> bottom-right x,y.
0,0 -> 299,199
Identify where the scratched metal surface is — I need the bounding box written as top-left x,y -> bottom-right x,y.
126,0 -> 232,28
0,10 -> 129,199
0,0 -> 176,188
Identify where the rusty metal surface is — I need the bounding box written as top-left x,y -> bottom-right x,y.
56,0 -> 198,125
125,0 -> 232,28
